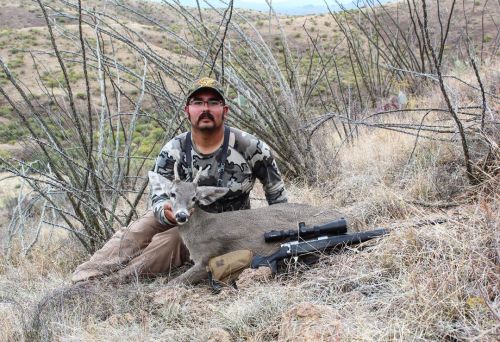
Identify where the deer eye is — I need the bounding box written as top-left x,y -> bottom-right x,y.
192,196 -> 197,202
170,192 -> 176,198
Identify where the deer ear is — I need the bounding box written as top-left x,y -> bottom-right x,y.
196,186 -> 229,205
148,171 -> 173,195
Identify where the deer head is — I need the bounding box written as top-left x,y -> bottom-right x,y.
148,165 -> 228,225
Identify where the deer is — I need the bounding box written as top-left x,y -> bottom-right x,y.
148,166 -> 343,286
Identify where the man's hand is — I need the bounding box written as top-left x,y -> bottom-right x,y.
163,202 -> 177,225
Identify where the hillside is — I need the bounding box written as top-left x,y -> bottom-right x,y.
0,0 -> 499,341
0,0 -> 498,159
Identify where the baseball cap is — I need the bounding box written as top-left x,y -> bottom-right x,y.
186,77 -> 225,104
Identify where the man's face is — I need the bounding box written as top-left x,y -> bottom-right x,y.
184,89 -> 228,131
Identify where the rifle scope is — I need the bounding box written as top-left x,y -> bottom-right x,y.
264,218 -> 347,243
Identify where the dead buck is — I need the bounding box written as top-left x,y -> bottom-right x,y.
148,168 -> 342,285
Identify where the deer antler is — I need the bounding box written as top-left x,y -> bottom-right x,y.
192,166 -> 204,184
173,161 -> 180,181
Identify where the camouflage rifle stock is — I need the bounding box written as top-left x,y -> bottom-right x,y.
251,228 -> 388,274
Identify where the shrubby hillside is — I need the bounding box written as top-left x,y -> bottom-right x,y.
0,0 -> 498,340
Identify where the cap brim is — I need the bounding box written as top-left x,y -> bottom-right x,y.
187,87 -> 225,102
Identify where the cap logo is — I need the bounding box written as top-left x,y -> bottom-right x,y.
197,77 -> 217,87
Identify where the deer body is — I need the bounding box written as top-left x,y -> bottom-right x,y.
148,171 -> 342,285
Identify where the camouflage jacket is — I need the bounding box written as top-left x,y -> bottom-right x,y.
151,126 -> 288,225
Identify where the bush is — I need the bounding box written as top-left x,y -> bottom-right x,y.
483,35 -> 492,43
0,106 -> 12,117
7,57 -> 24,69
0,122 -> 28,144
76,93 -> 87,100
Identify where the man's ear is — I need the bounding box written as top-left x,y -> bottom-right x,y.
148,171 -> 173,195
196,186 -> 229,205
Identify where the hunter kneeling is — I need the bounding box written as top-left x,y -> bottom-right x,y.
72,77 -> 288,283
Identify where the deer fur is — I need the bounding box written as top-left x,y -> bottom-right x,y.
148,170 -> 343,285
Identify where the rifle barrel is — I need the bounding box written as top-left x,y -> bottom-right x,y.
289,228 -> 388,255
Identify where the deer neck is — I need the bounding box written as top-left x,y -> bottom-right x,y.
177,206 -> 213,237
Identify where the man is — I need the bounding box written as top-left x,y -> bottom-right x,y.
72,77 -> 288,283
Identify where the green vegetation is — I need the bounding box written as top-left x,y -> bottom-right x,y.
133,123 -> 164,156
0,29 -> 12,37
0,120 -> 28,144
0,148 -> 11,159
0,106 -> 12,117
0,70 -> 15,85
40,69 -> 83,88
76,92 -> 87,100
7,56 -> 24,69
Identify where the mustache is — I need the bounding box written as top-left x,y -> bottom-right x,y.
197,112 -> 215,123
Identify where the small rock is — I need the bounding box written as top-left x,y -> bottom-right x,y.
151,287 -> 188,306
236,267 -> 272,289
206,327 -> 233,342
106,312 -> 135,326
279,302 -> 340,341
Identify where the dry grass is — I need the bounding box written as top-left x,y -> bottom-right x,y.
0,201 -> 497,341
297,202 -> 498,340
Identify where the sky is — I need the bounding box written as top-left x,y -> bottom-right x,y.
162,1 -> 394,15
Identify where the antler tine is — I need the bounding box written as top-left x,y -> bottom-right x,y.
192,167 -> 203,184
173,161 -> 180,181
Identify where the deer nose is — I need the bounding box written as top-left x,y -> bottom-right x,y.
175,211 -> 189,224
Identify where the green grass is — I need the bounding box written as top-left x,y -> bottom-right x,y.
7,57 -> 24,69
0,29 -> 12,37
40,69 -> 83,88
0,106 -> 12,117
0,121 -> 28,144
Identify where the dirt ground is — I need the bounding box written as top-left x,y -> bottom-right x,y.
0,6 -> 45,30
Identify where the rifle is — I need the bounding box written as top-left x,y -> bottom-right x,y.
252,228 -> 388,274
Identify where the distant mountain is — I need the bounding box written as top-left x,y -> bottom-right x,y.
246,1 -> 399,15
162,1 -> 395,16
271,4 -> 331,15
217,3 -> 341,16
